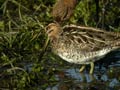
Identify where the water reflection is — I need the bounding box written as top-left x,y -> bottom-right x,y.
46,63 -> 120,90
65,67 -> 120,86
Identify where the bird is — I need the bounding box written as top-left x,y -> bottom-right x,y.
51,0 -> 77,23
45,23 -> 120,74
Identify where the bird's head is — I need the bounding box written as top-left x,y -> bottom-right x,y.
45,23 -> 63,40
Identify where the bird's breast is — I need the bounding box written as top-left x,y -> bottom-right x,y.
51,40 -> 118,64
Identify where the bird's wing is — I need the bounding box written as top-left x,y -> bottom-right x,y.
62,24 -> 120,52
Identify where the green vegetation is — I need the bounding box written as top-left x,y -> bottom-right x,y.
0,0 -> 120,89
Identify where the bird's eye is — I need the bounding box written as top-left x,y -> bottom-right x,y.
47,29 -> 54,34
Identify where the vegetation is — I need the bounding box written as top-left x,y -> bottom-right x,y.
0,0 -> 120,89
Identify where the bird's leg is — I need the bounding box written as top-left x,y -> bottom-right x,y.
79,65 -> 86,72
89,62 -> 94,74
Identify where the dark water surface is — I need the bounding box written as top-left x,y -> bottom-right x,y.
45,52 -> 120,90
46,66 -> 120,90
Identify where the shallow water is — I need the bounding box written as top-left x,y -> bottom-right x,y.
45,52 -> 120,90
46,66 -> 120,90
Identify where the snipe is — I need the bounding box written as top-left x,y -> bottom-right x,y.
45,23 -> 120,74
52,0 -> 77,22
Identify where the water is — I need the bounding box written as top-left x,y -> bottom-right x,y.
46,66 -> 120,90
45,54 -> 120,90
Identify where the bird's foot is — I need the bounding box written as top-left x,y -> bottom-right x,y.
79,65 -> 86,72
89,62 -> 94,74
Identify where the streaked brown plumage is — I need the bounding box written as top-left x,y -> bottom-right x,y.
45,23 -> 120,74
52,0 -> 77,22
